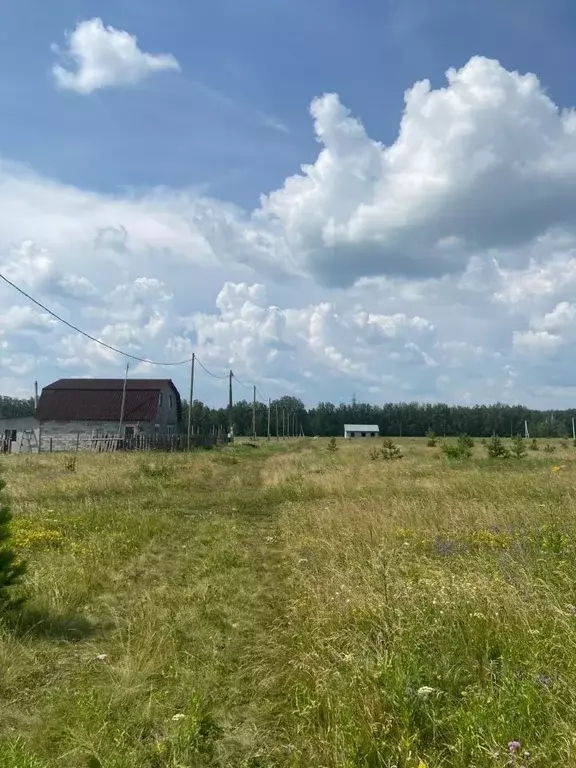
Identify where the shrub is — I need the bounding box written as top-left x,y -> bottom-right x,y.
561,440 -> 569,449
543,444 -> 556,454
529,438 -> 539,451
381,439 -> 403,460
442,439 -> 472,460
510,436 -> 527,459
327,437 -> 338,453
458,434 -> 474,449
487,436 -> 510,459
370,440 -> 403,461
0,472 -> 26,609
426,430 -> 437,447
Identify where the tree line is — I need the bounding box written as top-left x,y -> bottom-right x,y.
2,393 -> 574,438
185,398 -> 575,439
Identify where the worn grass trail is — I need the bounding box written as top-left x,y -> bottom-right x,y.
0,444 -> 303,768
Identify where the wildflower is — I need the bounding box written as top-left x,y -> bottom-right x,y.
537,673 -> 550,687
171,713 -> 185,721
552,465 -> 561,472
417,686 -> 436,698
508,740 -> 521,754
96,654 -> 108,661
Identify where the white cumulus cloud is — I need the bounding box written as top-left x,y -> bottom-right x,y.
52,18 -> 181,94
6,55 -> 576,405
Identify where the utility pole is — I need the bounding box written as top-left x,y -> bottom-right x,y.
118,363 -> 129,439
267,398 -> 271,441
228,370 -> 234,443
276,402 -> 279,441
187,353 -> 195,451
252,385 -> 257,442
282,408 -> 286,439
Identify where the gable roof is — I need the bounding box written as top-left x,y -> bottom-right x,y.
344,424 -> 380,432
37,379 -> 182,423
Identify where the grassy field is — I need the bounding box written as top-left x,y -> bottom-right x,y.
1,437 -> 576,767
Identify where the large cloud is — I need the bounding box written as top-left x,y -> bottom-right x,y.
52,18 -> 180,93
4,56 -> 576,404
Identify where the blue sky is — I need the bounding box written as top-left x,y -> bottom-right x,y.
1,0 -> 576,407
2,0 -> 574,204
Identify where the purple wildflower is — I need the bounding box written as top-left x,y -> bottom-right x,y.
537,673 -> 550,687
508,740 -> 521,754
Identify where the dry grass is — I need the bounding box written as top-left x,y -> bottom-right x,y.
1,437 -> 576,766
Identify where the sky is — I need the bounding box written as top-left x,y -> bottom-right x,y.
2,0 -> 576,408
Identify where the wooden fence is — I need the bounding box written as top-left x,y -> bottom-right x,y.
40,433 -> 222,453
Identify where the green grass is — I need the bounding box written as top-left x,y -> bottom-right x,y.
1,438 -> 576,766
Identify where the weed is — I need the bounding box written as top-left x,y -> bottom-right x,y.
529,438 -> 539,451
63,455 -> 77,473
544,444 -> 557,454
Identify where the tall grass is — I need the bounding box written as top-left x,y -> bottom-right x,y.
0,439 -> 575,766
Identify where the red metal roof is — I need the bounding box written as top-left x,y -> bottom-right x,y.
37,379 -> 181,423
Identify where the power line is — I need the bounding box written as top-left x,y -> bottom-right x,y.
0,270 -> 274,400
0,271 -> 223,377
232,372 -> 252,389
195,357 -> 229,380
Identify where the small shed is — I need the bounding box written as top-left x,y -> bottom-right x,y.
344,424 -> 380,439
0,416 -> 40,453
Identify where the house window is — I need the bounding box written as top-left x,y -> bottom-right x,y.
158,393 -> 163,408
5,430 -> 16,442
166,425 -> 174,435
169,395 -> 173,409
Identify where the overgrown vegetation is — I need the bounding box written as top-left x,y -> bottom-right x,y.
0,438 -> 576,766
0,470 -> 25,609
425,430 -> 437,447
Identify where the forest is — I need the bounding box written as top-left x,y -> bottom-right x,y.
2,392 -> 574,438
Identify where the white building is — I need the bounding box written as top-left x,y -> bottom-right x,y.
0,416 -> 40,454
344,424 -> 380,439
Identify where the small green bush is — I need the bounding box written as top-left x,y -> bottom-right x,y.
529,438 -> 539,451
510,436 -> 527,459
369,440 -> 403,461
442,438 -> 472,460
458,434 -> 474,449
426,430 -> 437,447
543,444 -> 556,454
0,472 -> 26,609
327,437 -> 338,453
487,436 -> 510,459
381,439 -> 403,460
